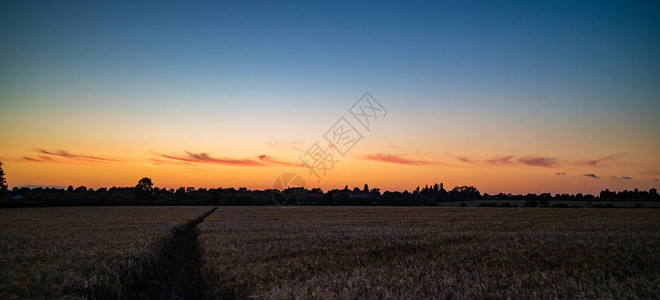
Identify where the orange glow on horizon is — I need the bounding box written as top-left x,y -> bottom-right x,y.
2,146 -> 657,196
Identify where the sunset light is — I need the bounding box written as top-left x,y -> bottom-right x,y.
1,2 -> 659,194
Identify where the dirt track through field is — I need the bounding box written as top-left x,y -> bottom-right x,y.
133,207 -> 217,300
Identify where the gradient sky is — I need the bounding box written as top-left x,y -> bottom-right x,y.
1,0 -> 659,194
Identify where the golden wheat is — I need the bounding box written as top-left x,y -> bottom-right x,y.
0,206 -> 214,299
199,207 -> 660,299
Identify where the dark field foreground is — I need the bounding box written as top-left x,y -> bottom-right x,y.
200,207 -> 660,299
0,206 -> 214,299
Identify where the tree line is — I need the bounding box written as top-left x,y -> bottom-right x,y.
1,175 -> 658,207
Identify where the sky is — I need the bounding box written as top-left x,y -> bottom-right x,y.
1,0 -> 659,194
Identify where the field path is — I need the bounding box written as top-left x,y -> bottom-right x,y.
133,207 -> 217,300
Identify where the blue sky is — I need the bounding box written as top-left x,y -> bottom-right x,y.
4,0 -> 659,100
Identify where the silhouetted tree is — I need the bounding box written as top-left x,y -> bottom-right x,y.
449,186 -> 481,200
0,162 -> 6,191
210,190 -> 220,204
136,177 -> 153,191
174,187 -> 187,201
134,177 -> 155,202
0,161 -> 8,204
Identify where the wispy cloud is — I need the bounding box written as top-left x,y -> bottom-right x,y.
157,151 -> 300,167
517,156 -> 558,167
458,155 -> 558,167
150,158 -> 192,166
556,172 -> 566,175
459,153 -> 631,169
161,151 -> 264,166
610,176 -> 633,180
486,155 -> 516,166
258,155 -> 302,167
22,156 -> 43,162
22,155 -> 70,164
585,153 -> 627,168
37,149 -> 122,162
458,156 -> 475,164
584,173 -> 600,179
362,153 -> 434,165
23,149 -> 123,165
147,158 -> 202,171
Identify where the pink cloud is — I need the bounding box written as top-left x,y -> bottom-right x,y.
362,153 -> 433,165
486,155 -> 516,166
517,156 -> 558,167
458,156 -> 475,164
585,153 -> 627,167
161,151 -> 264,166
22,149 -> 123,165
37,149 -> 123,162
258,155 -> 302,167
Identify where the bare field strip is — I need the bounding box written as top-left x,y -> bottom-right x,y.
0,206 -> 214,299
199,207 -> 660,299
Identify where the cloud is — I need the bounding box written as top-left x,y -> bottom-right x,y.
161,151 -> 264,166
258,155 -> 302,167
461,155 -> 557,167
23,149 -> 123,165
362,153 -> 433,165
655,178 -> 659,181
458,156 -> 476,164
584,173 -> 600,179
622,176 -> 632,180
22,156 -> 42,162
586,153 -> 627,168
150,158 -> 192,166
610,176 -> 618,179
518,156 -> 558,167
158,152 -> 300,167
461,153 -> 633,169
36,149 -> 122,162
486,155 -> 516,166
556,172 -> 566,175
22,155 -> 74,164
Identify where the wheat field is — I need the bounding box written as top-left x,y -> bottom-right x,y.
0,206 -> 213,299
200,207 -> 660,299
2,206 -> 658,299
